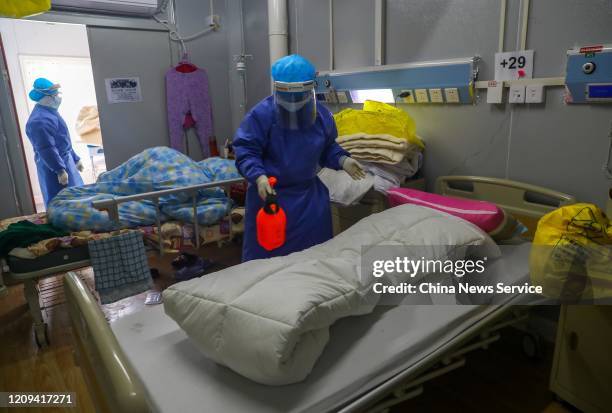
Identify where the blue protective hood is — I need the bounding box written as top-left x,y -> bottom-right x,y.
29,77 -> 59,102
271,54 -> 316,83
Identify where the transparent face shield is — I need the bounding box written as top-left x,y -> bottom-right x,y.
35,83 -> 61,97
32,83 -> 62,105
273,80 -> 317,130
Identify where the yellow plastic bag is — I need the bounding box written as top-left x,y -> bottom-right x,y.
529,203 -> 612,301
0,0 -> 51,18
362,100 -> 417,137
333,100 -> 424,150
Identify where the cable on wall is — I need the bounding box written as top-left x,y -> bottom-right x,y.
329,0 -> 334,71
374,0 -> 385,66
498,0 -> 506,53
519,0 -> 530,50
294,1 -> 300,54
154,0 -> 219,58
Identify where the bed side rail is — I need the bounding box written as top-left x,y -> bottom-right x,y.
436,176 -> 576,236
64,271 -> 149,413
436,176 -> 576,239
91,177 -> 244,252
435,176 -> 576,217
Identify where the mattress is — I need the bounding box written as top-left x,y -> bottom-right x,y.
111,243 -> 532,413
6,244 -> 90,275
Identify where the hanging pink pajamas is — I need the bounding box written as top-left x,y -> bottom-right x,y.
165,68 -> 213,156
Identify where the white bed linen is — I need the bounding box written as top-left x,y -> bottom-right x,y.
317,167 -> 374,205
111,243 -> 532,413
162,205 -> 496,385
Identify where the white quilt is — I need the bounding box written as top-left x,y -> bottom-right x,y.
163,205 -> 496,385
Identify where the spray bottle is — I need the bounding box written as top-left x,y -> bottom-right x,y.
256,177 -> 286,251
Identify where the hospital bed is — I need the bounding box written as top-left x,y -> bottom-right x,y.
63,176 -> 576,412
0,177 -> 243,347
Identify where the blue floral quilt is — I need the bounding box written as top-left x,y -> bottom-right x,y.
48,147 -> 241,231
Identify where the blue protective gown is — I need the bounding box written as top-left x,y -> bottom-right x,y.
25,104 -> 83,207
233,96 -> 349,262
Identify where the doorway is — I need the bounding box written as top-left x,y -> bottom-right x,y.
0,19 -> 106,212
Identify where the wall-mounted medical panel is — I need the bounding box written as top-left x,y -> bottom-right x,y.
565,45 -> 612,103
315,57 -> 477,105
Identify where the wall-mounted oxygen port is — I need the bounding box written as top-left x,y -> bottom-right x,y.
583,62 -> 596,74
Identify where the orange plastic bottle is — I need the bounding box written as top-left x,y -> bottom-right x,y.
256,177 -> 286,251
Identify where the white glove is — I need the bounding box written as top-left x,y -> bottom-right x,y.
76,160 -> 85,172
57,170 -> 69,186
256,175 -> 275,200
342,157 -> 366,180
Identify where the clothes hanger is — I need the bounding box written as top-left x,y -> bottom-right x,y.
175,51 -> 198,73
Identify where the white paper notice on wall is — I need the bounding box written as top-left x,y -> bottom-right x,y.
105,77 -> 142,104
494,50 -> 534,81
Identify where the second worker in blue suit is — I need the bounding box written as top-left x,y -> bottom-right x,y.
25,78 -> 84,207
233,54 -> 365,262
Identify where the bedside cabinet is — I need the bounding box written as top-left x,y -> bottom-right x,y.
550,305 -> 612,413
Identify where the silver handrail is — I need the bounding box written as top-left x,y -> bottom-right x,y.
91,177 -> 244,253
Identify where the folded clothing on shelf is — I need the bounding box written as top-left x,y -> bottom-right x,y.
360,151 -> 423,194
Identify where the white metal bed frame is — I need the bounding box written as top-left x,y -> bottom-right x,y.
62,176 -> 576,412
0,177 -> 244,347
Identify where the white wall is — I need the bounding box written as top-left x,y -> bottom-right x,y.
0,19 -> 94,210
271,0 -> 612,207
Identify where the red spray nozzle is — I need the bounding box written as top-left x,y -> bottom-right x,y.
268,176 -> 277,188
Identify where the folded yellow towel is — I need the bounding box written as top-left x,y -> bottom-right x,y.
337,133 -> 408,149
346,147 -> 407,164
333,101 -> 425,150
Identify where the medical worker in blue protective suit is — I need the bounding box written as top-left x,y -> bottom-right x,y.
25,78 -> 84,207
233,54 -> 365,262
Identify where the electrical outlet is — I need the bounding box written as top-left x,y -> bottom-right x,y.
487,81 -> 504,104
325,92 -> 337,104
336,91 -> 349,104
509,85 -> 526,103
429,88 -> 444,103
444,88 -> 460,103
525,84 -> 544,103
415,89 -> 429,103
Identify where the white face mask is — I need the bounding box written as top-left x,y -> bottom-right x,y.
39,94 -> 62,109
51,95 -> 62,108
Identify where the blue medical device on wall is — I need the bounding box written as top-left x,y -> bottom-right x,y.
315,57 -> 478,105
565,44 -> 612,103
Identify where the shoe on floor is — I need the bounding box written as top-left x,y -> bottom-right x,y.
175,257 -> 214,281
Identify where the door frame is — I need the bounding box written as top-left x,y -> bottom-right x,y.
0,33 -> 35,215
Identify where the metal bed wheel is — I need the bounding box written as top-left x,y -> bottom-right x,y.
521,332 -> 543,360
